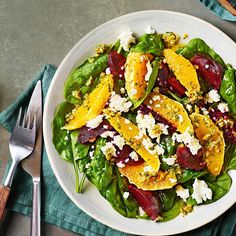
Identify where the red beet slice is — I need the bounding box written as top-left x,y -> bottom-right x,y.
139,105 -> 176,134
108,51 -> 126,79
115,145 -> 144,166
156,62 -> 172,94
128,184 -> 161,221
167,77 -> 187,97
78,120 -> 113,144
176,146 -> 206,171
190,54 -> 224,90
209,110 -> 236,144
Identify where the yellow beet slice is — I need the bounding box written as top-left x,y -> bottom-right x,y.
104,109 -> 160,171
190,113 -> 225,176
64,74 -> 114,130
163,49 -> 200,98
119,163 -> 177,191
125,52 -> 152,101
144,92 -> 193,134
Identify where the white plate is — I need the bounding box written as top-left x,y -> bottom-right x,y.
43,10 -> 236,235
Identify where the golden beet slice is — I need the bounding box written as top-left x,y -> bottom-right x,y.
144,92 -> 193,134
104,109 -> 160,171
64,74 -> 114,130
119,163 -> 177,191
163,49 -> 200,98
190,113 -> 225,176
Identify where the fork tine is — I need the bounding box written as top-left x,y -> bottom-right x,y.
22,109 -> 28,128
32,112 -> 37,132
16,107 -> 22,126
26,112 -> 31,129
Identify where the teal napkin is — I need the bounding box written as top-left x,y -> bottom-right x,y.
0,65 -> 235,236
200,0 -> 236,21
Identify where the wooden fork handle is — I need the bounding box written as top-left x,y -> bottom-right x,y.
218,0 -> 236,16
0,185 -> 10,221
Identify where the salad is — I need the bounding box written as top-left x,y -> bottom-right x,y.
52,27 -> 236,222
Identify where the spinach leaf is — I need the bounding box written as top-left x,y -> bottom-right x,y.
224,143 -> 236,171
70,130 -> 90,172
160,136 -> 176,170
52,102 -> 74,163
159,189 -> 176,211
220,64 -> 236,116
131,34 -> 164,55
160,199 -> 183,222
205,172 -> 232,202
132,58 -> 160,109
178,38 -> 225,67
64,53 -> 108,104
178,169 -> 207,183
86,138 -> 139,217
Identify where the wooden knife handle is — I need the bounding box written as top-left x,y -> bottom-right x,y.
0,185 -> 10,222
218,0 -> 236,16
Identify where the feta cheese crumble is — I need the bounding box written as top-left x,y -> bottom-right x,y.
145,61 -> 153,81
105,67 -> 111,74
144,26 -> 155,34
109,92 -> 132,113
172,128 -> 201,155
129,151 -> 139,161
176,185 -> 190,202
118,30 -> 136,51
112,135 -> 125,150
218,102 -> 229,113
86,115 -> 104,129
144,165 -> 154,172
192,179 -> 212,204
101,142 -> 116,159
163,157 -> 176,166
123,192 -> 129,199
101,131 -> 115,138
116,161 -> 125,168
205,89 -> 221,103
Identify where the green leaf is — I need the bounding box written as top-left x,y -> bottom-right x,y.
132,58 -> 160,109
205,172 -> 232,202
131,34 -> 164,55
224,143 -> 236,171
64,54 -> 108,104
178,38 -> 225,67
86,138 -> 139,217
159,189 -> 177,211
70,130 -> 91,172
220,64 -> 236,116
52,102 -> 74,163
160,199 -> 184,222
178,169 -> 207,184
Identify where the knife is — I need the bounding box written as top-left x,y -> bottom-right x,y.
21,80 -> 42,236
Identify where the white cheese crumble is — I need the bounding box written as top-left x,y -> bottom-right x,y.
144,165 -> 154,172
129,151 -> 139,161
103,125 -> 108,129
218,102 -> 229,113
169,178 -> 177,183
101,131 -> 115,138
116,161 -> 125,168
120,87 -> 126,94
176,185 -> 190,202
89,150 -> 94,158
139,207 -> 146,216
192,179 -> 212,204
86,115 -> 104,129
130,88 -> 137,96
144,60 -> 153,81
112,135 -> 125,150
118,30 -> 136,51
64,136 -> 69,141
101,142 -> 116,159
186,104 -> 192,112
123,192 -> 129,199
163,157 -> 176,166
201,107 -> 209,115
105,67 -> 111,75
109,92 -> 132,113
144,25 -> 155,34
152,95 -> 161,101
85,163 -> 91,169
172,128 -> 201,155
205,89 -> 221,103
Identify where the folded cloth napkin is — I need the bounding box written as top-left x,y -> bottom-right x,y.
200,0 -> 236,21
0,65 -> 235,236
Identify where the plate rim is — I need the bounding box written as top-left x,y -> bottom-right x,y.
43,10 -> 236,236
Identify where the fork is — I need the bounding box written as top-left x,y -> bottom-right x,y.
0,107 -> 36,221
